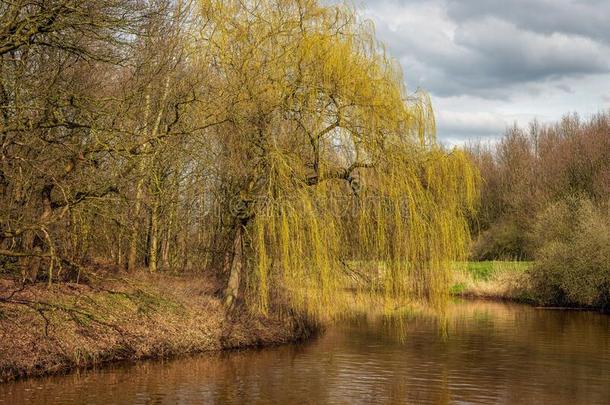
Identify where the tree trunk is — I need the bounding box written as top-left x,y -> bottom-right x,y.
161,229 -> 170,270
20,184 -> 55,282
19,231 -> 36,282
116,229 -> 123,267
127,176 -> 145,271
128,79 -> 170,271
148,198 -> 159,272
161,194 -> 175,270
224,225 -> 243,309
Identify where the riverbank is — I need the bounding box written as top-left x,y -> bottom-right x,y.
0,272 -> 318,383
450,261 -> 535,303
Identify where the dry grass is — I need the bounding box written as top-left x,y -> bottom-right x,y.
450,261 -> 533,302
0,272 -> 317,383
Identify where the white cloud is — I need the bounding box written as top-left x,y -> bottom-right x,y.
435,110 -> 508,136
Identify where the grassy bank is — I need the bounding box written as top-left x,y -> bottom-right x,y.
0,273 -> 318,383
450,261 -> 534,302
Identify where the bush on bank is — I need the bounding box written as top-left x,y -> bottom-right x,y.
529,196 -> 610,309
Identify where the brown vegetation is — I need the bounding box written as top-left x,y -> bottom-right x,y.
0,270 -> 317,383
468,112 -> 610,309
468,113 -> 610,260
529,196 -> 610,309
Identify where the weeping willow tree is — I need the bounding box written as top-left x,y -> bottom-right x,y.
196,0 -> 478,317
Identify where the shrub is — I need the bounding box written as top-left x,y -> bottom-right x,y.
529,196 -> 610,309
471,220 -> 531,260
468,112 -> 610,261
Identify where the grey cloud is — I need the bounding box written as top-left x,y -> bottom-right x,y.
555,83 -> 574,93
446,0 -> 610,43
325,0 -> 610,142
350,0 -> 610,98
452,18 -> 609,85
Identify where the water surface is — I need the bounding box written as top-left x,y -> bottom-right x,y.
1,300 -> 609,404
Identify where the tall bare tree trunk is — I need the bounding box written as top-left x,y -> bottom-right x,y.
127,175 -> 145,271
161,203 -> 173,270
149,198 -> 159,272
126,78 -> 169,272
21,184 -> 55,282
116,229 -> 123,267
224,225 -> 243,308
19,230 -> 36,282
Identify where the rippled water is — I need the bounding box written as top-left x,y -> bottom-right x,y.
1,300 -> 610,404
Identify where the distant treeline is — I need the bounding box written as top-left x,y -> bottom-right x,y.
468,113 -> 610,308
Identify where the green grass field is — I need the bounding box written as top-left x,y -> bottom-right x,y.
460,261 -> 531,280
344,260 -> 534,301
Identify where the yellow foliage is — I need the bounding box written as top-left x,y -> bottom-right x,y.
196,0 -> 479,318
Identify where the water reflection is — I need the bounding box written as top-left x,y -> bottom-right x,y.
1,300 -> 609,404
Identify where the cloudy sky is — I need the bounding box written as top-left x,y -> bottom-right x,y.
328,0 -> 610,144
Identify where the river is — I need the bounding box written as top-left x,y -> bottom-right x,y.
1,300 -> 609,404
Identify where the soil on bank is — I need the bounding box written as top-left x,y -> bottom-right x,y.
0,272 -> 317,383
